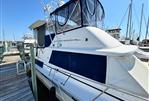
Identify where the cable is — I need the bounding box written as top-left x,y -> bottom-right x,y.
143,12 -> 147,27
118,6 -> 129,27
132,5 -> 140,29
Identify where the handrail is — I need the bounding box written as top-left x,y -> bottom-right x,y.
43,63 -> 149,101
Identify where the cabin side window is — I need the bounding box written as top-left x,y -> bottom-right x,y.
49,51 -> 107,83
34,24 -> 46,47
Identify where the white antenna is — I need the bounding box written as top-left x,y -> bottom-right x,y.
57,0 -> 65,6
44,4 -> 53,13
13,33 -> 16,42
2,29 -> 5,45
43,0 -> 65,14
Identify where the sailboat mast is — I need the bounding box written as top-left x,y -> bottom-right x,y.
0,0 -> 2,43
2,29 -> 5,45
126,4 -> 130,39
126,0 -> 132,40
128,0 -> 132,40
145,16 -> 149,39
138,3 -> 144,42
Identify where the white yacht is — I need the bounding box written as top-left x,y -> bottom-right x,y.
139,39 -> 149,52
29,0 -> 149,101
0,44 -> 4,62
23,34 -> 36,53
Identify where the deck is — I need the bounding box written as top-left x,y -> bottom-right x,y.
0,62 -> 35,101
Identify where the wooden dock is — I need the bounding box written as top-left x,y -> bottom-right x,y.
0,63 -> 35,101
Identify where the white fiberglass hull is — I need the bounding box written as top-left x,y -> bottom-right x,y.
34,27 -> 149,101
35,59 -> 148,101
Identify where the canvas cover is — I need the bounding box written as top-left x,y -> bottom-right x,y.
50,0 -> 105,33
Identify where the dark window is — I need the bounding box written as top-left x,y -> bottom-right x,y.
57,6 -> 69,26
49,51 -> 107,83
36,24 -> 46,47
35,59 -> 43,68
45,34 -> 55,47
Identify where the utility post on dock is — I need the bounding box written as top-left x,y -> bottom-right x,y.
30,43 -> 38,101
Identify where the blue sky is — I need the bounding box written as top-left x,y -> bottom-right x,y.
0,0 -> 148,41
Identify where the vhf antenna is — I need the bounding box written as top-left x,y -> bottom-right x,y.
43,0 -> 65,14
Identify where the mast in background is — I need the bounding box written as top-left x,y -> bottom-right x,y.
0,0 -> 2,43
138,3 -> 144,42
145,16 -> 149,39
0,0 -> 5,46
2,29 -> 5,45
126,0 -> 133,40
128,0 -> 133,40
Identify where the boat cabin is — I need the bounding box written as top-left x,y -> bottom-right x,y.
29,0 -> 105,48
141,39 -> 149,46
105,28 -> 121,39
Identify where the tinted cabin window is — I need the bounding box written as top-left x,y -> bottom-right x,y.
49,51 -> 107,83
35,59 -> 43,68
45,34 -> 55,47
36,24 -> 46,47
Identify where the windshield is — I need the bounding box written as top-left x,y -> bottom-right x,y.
50,0 -> 105,33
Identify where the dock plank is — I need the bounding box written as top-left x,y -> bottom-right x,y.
0,63 -> 34,101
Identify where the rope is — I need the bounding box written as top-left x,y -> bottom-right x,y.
133,6 -> 140,27
143,13 -> 147,27
118,6 -> 129,27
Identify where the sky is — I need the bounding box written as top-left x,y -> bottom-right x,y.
0,0 -> 148,41
100,0 -> 149,40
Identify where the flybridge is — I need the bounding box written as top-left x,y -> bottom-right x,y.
50,0 -> 105,33
29,0 -> 105,47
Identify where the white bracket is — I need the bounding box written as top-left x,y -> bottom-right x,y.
16,60 -> 26,75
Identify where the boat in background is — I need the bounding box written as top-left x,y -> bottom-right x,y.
106,1 -> 149,63
23,34 -> 36,53
105,28 -> 121,40
135,49 -> 149,61
0,44 -> 4,63
136,39 -> 149,63
2,41 -> 20,56
139,39 -> 149,52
